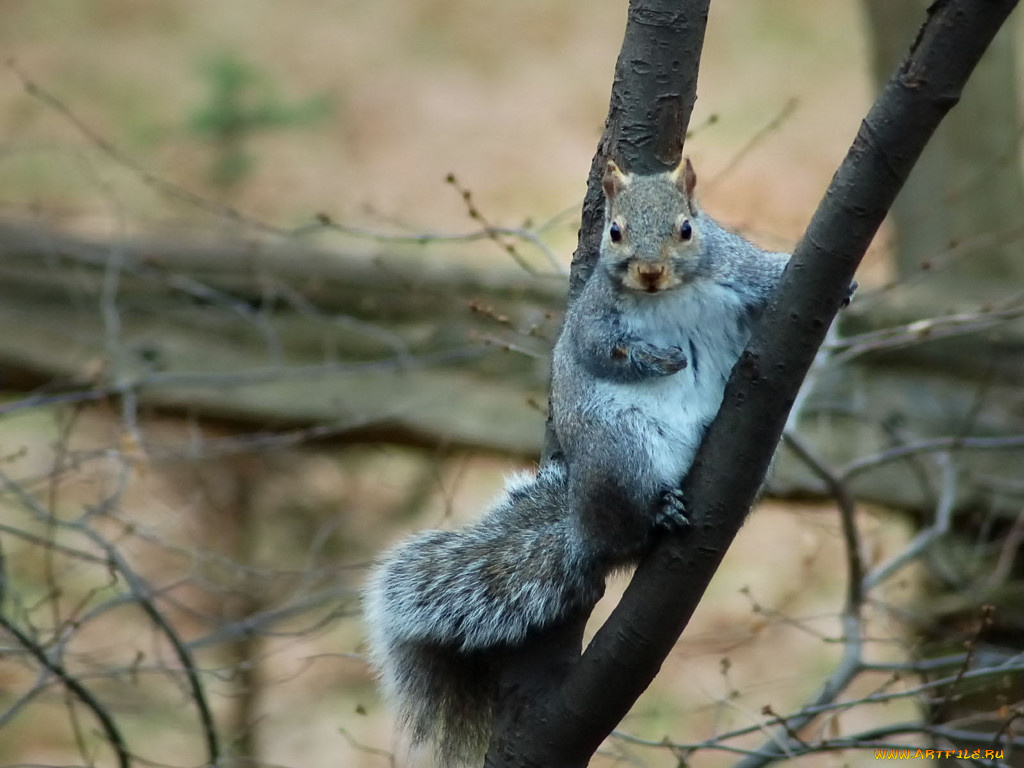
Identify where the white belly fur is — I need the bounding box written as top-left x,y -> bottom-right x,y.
595,282 -> 750,486
592,374 -> 706,485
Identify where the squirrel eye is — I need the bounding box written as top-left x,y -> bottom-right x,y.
679,220 -> 693,241
609,222 -> 623,243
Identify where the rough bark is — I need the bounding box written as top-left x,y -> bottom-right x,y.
568,0 -> 710,298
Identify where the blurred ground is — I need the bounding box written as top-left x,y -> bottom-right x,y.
0,1 -> 1001,766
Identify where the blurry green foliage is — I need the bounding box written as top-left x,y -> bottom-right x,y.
188,52 -> 332,189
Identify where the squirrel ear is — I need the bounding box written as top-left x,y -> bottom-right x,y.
603,160 -> 630,201
671,156 -> 698,199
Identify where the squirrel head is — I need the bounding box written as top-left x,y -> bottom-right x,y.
601,156 -> 703,294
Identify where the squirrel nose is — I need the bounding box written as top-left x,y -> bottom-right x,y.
636,263 -> 666,288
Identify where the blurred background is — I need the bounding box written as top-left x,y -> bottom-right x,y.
0,2 -> 1022,767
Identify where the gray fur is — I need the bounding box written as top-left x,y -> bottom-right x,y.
363,160 -> 790,765
363,462 -> 603,764
552,168 -> 788,558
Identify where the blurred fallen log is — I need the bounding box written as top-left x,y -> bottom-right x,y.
1,217 -> 1022,512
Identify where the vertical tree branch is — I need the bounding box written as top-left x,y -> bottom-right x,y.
568,0 -> 710,298
493,1 -> 711,765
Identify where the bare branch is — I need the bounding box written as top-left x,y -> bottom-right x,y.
0,615 -> 131,768
0,467 -> 221,767
7,59 -> 564,275
863,453 -> 957,590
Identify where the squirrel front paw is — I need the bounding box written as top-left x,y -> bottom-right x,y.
625,343 -> 688,377
655,488 -> 690,532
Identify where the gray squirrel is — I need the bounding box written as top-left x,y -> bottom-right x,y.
364,157 -> 792,765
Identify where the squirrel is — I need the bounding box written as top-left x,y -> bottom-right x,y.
364,156 -> 793,765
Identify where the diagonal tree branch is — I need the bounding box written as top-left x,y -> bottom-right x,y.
499,1 -> 1020,766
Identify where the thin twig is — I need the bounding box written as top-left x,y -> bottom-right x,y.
705,98 -> 799,193
673,658 -> 1024,759
727,430 -> 867,768
842,436 -> 1024,481
863,453 -> 957,590
0,615 -> 132,768
782,430 -> 864,608
8,59 -> 565,276
73,523 -> 221,767
930,605 -> 995,724
828,304 -> 1024,366
0,468 -> 221,767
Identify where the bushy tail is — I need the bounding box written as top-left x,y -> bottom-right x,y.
363,462 -> 603,765
369,637 -> 499,764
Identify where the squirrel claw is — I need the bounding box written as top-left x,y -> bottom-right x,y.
841,280 -> 858,309
656,488 -> 690,531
